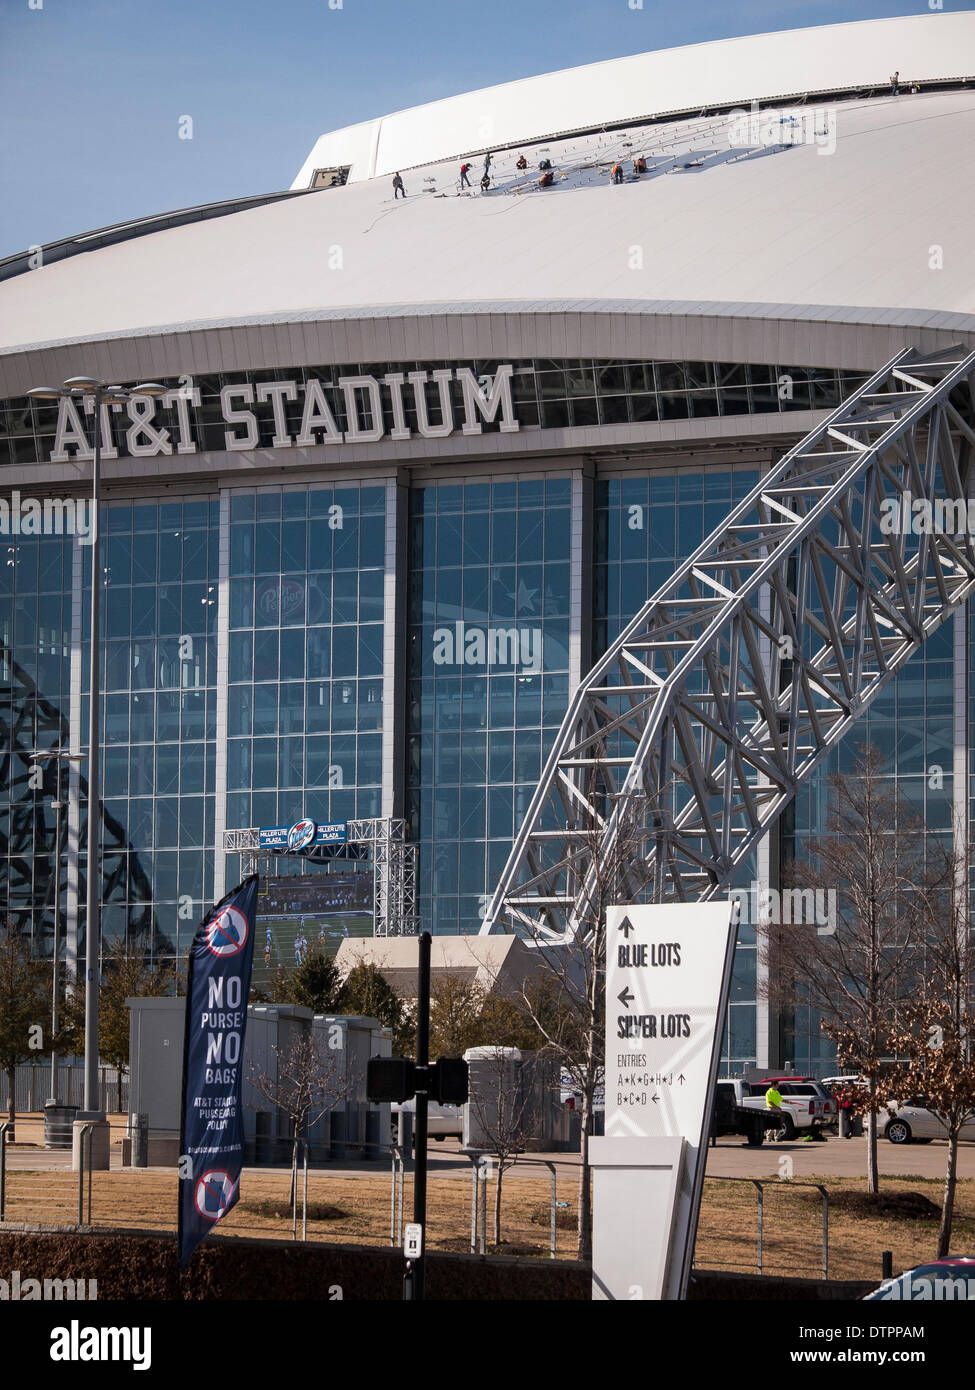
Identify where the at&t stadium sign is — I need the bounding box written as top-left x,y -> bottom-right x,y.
47,364 -> 519,462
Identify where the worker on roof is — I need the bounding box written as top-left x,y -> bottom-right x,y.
516,153 -> 528,170
392,172 -> 406,199
480,172 -> 492,192
634,156 -> 647,174
538,169 -> 554,188
611,162 -> 624,185
460,162 -> 472,188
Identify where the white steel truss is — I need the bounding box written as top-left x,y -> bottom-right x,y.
480,345 -> 975,946
222,818 -> 418,937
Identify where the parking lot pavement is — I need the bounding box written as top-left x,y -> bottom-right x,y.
705,1133 -> 975,1180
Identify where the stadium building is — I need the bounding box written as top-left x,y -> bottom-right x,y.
2,11 -> 974,1073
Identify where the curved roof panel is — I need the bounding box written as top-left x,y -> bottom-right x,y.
1,16 -> 973,364
292,11 -> 975,183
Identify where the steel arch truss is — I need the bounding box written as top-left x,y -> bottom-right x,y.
481,345 -> 975,946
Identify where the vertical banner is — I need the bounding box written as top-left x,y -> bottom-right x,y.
178,875 -> 258,1268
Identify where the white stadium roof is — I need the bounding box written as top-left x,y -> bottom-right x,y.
291,10 -> 975,185
1,11 -> 974,393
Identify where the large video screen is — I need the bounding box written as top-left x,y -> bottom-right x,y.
253,871 -> 374,991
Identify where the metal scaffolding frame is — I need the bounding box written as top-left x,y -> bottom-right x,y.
481,344 -> 975,946
1,640 -> 161,955
222,818 -> 418,937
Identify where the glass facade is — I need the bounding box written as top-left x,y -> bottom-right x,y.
594,468 -> 765,1072
0,353 -> 965,1074
406,478 -> 572,935
84,499 -> 220,957
225,483 -> 386,841
0,530 -> 72,957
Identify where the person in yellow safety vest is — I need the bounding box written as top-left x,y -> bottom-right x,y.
765,1082 -> 785,1139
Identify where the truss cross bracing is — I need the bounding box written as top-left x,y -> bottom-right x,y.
480,345 -> 975,947
222,818 -> 418,937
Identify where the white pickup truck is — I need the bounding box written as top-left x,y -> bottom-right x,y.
713,1077 -> 834,1143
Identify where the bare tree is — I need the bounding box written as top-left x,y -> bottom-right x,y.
884,832 -> 975,1256
479,783 -> 654,1261
249,1028 -> 354,1235
466,1045 -> 544,1247
761,746 -> 929,1193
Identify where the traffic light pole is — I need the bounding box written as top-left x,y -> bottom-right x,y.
405,930 -> 431,1301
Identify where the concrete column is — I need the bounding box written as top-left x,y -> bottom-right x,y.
211,490 -> 231,903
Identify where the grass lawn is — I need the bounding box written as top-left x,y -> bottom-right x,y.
2,1163 -> 969,1280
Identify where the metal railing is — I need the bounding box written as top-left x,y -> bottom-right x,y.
77,1124 -> 94,1227
0,1122 -> 10,1221
704,1176 -> 829,1278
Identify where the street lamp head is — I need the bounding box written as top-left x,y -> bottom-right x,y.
131,382 -> 167,397
26,387 -> 64,400
62,376 -> 103,392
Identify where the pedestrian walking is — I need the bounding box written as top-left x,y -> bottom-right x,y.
393,172 -> 406,199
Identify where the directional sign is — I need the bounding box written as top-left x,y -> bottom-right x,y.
605,904 -> 736,1143
592,901 -> 738,1301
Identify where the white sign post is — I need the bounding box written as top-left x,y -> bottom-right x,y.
591,901 -> 738,1300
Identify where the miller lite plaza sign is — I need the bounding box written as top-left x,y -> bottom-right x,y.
259,819 -> 347,852
46,365 -> 519,463
591,901 -> 738,1301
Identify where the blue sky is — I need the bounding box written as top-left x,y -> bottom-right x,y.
0,0 -> 942,256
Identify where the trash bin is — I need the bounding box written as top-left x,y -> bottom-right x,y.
44,1100 -> 78,1150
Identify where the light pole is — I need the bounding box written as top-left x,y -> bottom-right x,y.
30,749 -> 84,1107
27,377 -> 165,1133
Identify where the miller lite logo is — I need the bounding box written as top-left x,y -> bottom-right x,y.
287,818 -> 317,852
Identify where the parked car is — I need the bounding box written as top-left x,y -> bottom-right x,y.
883,1099 -> 975,1145
745,1077 -> 834,1140
390,1097 -> 463,1141
714,1076 -> 834,1142
863,1256 -> 975,1299
712,1079 -> 777,1146
560,1069 -> 604,1113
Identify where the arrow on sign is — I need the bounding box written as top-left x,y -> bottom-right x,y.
651,1094 -> 660,1104
618,915 -> 635,939
677,1074 -> 686,1084
617,986 -> 634,1007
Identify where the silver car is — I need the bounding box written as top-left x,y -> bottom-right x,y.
884,1101 -> 975,1145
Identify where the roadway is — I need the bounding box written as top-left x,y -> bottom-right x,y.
5,1118 -> 974,1182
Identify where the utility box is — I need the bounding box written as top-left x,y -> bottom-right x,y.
462,1047 -> 563,1152
126,996 -> 392,1166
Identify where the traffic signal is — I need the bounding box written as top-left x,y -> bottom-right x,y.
367,1056 -> 416,1104
433,1057 -> 469,1105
